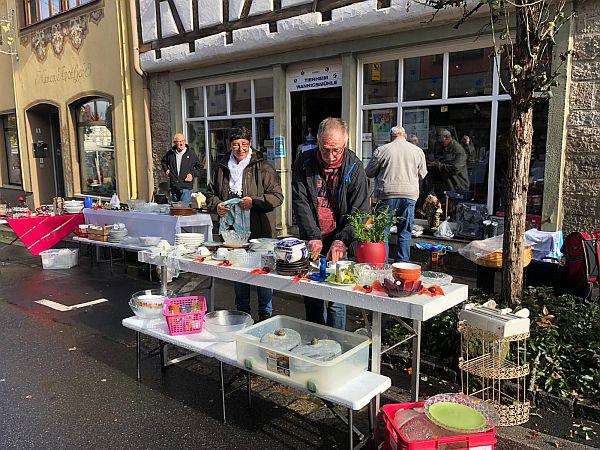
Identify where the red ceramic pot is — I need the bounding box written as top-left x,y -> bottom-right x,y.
356,242 -> 387,264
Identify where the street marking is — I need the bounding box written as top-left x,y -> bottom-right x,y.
35,298 -> 109,311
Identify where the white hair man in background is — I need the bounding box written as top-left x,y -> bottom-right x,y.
365,126 -> 427,262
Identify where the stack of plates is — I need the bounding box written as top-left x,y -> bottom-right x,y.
275,258 -> 310,276
175,233 -> 204,247
109,228 -> 128,242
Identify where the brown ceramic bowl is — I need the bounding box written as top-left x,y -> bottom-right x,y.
392,262 -> 422,282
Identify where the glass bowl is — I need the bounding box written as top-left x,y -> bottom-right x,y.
354,263 -> 392,286
230,251 -> 263,269
221,230 -> 251,245
203,310 -> 254,341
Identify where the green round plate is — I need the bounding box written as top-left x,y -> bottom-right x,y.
428,403 -> 486,431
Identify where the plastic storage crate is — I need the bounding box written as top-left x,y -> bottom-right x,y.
236,315 -> 370,394
40,249 -> 79,269
381,402 -> 496,450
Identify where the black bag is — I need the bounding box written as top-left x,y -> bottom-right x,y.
455,203 -> 488,240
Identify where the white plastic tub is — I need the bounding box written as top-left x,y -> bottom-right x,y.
236,315 -> 370,394
40,249 -> 79,269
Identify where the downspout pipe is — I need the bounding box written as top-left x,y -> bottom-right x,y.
129,0 -> 154,200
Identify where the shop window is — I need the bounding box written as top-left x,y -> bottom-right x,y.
186,121 -> 207,190
230,81 -> 252,115
493,100 -> 548,224
75,98 -> 116,196
186,87 -> 204,118
403,54 -> 443,101
2,114 -> 22,186
183,76 -> 275,190
206,84 -> 227,116
24,0 -> 95,26
361,108 -> 397,166
363,60 -> 398,105
405,103 -> 492,208
448,48 -> 494,98
254,78 -> 274,113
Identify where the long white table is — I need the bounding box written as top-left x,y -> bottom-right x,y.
84,209 -> 214,244
123,316 -> 391,449
138,251 -> 469,404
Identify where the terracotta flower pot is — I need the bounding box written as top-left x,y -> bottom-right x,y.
356,242 -> 387,264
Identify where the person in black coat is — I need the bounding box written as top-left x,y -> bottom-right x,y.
292,118 -> 371,330
161,133 -> 202,205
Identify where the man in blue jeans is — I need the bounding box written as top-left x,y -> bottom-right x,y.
161,133 -> 202,205
366,126 -> 428,262
293,118 -> 370,330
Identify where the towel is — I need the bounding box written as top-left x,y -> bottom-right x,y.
219,197 -> 250,234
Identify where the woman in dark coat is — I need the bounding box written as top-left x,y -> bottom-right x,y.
205,127 -> 283,321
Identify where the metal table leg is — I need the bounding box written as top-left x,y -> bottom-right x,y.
411,319 -> 422,401
160,264 -> 168,295
220,361 -> 227,424
136,331 -> 141,382
246,371 -> 252,408
210,277 -> 215,312
348,408 -> 354,449
371,311 -> 382,413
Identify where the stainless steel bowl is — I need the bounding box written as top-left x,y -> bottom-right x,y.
203,310 -> 254,341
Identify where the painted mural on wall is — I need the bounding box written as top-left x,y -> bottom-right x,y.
20,8 -> 104,62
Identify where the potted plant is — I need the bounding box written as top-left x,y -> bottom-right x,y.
347,207 -> 395,264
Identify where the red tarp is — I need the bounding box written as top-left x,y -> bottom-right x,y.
6,214 -> 84,255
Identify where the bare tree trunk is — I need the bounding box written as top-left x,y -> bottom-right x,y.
502,103 -> 533,306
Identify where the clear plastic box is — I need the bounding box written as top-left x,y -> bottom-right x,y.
40,249 -> 79,269
236,315 -> 370,394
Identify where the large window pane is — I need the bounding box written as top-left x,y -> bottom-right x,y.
363,61 -> 398,105
403,54 -> 443,101
3,115 -> 21,186
76,98 -> 116,196
51,0 -> 62,15
206,84 -> 227,116
40,0 -> 50,20
493,101 -> 548,225
361,108 -> 397,166
254,78 -> 274,113
256,117 -> 275,159
186,121 -> 207,190
186,87 -> 204,118
207,119 -> 252,176
230,80 -> 252,115
405,103 -> 491,210
448,48 -> 494,98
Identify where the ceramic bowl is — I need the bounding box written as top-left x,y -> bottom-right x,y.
221,230 -> 251,245
139,236 -> 162,246
274,238 -> 308,263
392,262 -> 422,282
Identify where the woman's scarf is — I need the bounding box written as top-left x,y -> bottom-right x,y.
228,148 -> 253,196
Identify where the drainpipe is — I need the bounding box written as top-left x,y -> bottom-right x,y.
116,0 -> 138,200
128,0 -> 154,200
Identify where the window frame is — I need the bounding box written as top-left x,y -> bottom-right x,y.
21,0 -> 99,29
357,39 -> 513,214
181,71 -> 275,187
2,114 -> 22,187
74,96 -> 116,196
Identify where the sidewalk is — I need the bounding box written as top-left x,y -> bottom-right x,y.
0,238 -> 598,449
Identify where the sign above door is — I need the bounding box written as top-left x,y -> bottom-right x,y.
287,63 -> 342,92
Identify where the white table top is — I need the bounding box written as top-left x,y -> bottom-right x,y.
74,236 -> 149,252
123,316 -> 391,410
0,219 -> 7,225
84,209 -> 214,244
138,252 -> 468,322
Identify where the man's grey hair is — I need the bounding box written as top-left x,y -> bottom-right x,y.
390,126 -> 406,137
440,129 -> 452,138
317,117 -> 349,143
173,132 -> 185,142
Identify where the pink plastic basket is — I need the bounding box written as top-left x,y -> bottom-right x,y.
163,296 -> 207,336
381,402 -> 496,450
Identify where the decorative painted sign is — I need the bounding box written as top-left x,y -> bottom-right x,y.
286,64 -> 342,92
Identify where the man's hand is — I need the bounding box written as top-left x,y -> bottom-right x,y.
327,240 -> 347,263
165,169 -> 170,176
216,203 -> 229,217
308,240 -> 323,261
185,173 -> 193,182
240,197 -> 253,209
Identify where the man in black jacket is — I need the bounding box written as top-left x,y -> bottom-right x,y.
292,118 -> 370,330
161,133 -> 202,204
